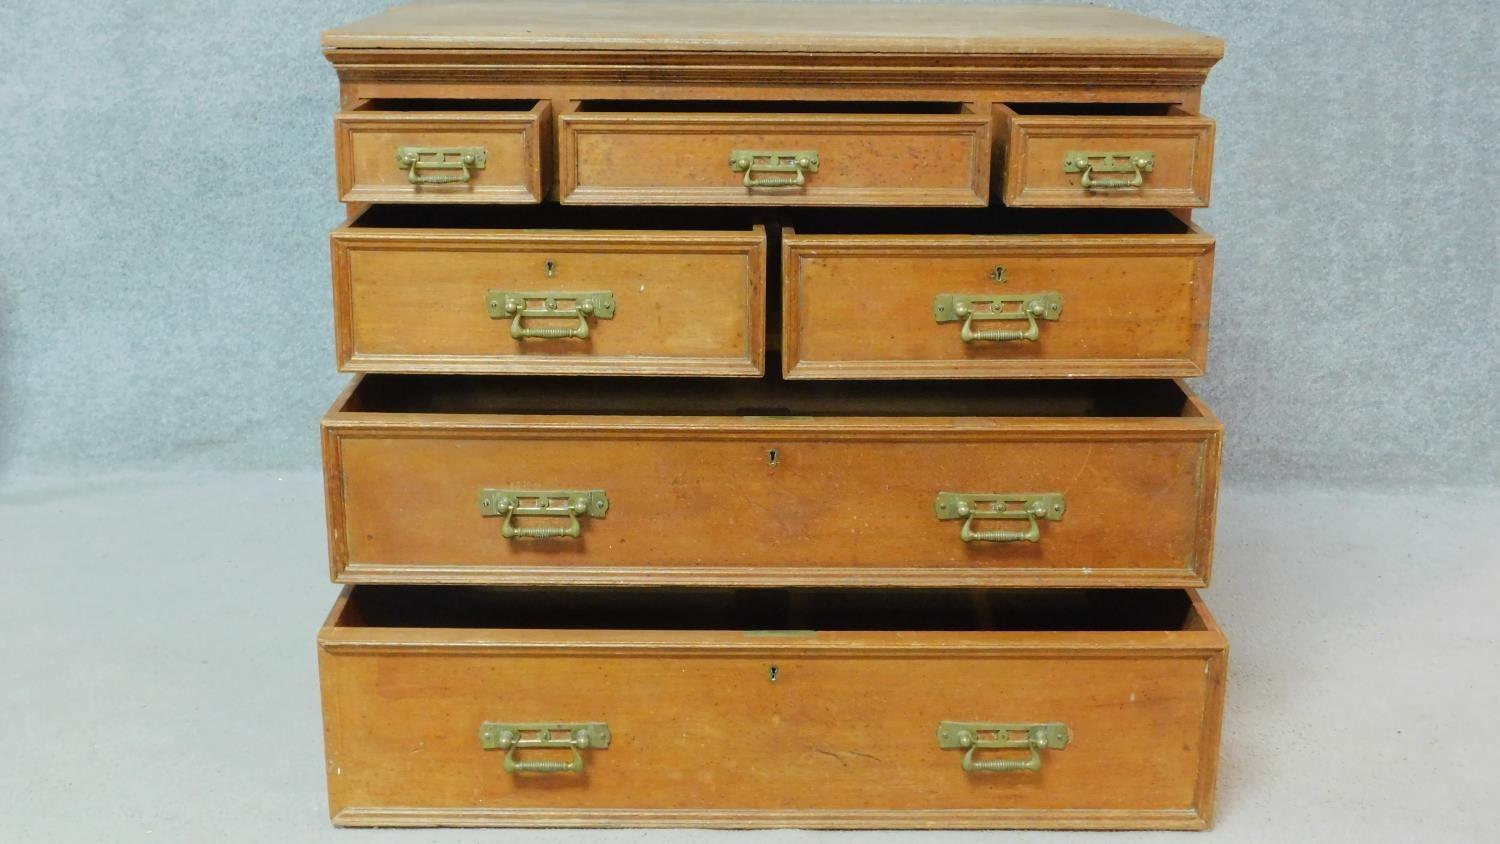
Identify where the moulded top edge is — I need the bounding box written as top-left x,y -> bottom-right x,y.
321,1 -> 1225,60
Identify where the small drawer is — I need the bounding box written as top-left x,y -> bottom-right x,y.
334,100 -> 551,203
995,104 -> 1215,208
783,209 -> 1214,379
559,100 -> 990,206
331,207 -> 765,376
320,585 -> 1228,829
322,375 -> 1222,588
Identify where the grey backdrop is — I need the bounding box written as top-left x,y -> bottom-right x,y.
1,0 -> 1496,484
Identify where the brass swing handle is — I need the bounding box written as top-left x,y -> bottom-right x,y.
395,146 -> 487,184
933,292 -> 1062,343
479,489 -> 609,540
481,722 -> 612,775
934,492 -> 1065,543
486,291 -> 616,340
730,149 -> 820,188
1063,150 -> 1155,191
937,722 -> 1070,772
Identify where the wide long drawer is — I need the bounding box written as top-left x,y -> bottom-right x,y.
782,210 -> 1214,379
331,207 -> 766,376
320,585 -> 1228,829
558,100 -> 990,206
322,375 -> 1222,588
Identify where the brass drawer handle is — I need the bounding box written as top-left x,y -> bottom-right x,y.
938,722 -> 1070,772
729,149 -> 819,189
934,492 -> 1065,543
487,291 -> 616,340
479,489 -> 609,539
395,146 -> 487,184
1063,150 -> 1154,191
933,292 -> 1062,343
480,722 -> 611,775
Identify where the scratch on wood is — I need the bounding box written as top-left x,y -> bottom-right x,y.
813,747 -> 883,766
1061,442 -> 1095,493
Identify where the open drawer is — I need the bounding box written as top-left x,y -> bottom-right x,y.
330,206 -> 765,376
319,585 -> 1228,829
322,375 -> 1222,588
559,100 -> 991,206
782,209 -> 1214,378
995,103 -> 1215,208
334,99 -> 551,203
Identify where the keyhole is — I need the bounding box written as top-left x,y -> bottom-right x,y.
769,665 -> 779,683
768,448 -> 779,467
545,260 -> 557,277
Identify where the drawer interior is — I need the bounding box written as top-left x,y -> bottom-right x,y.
352,98 -> 542,113
575,99 -> 971,114
783,206 -> 1194,236
1002,102 -> 1185,117
334,585 -> 1201,632
350,202 -> 1193,237
340,374 -> 1198,418
348,203 -> 764,232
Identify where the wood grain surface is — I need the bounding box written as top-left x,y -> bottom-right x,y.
319,585 -> 1228,828
783,224 -> 1214,378
998,105 -> 1216,208
331,221 -> 765,376
321,376 -> 1222,588
559,109 -> 990,206
335,102 -> 551,204
322,1 -> 1224,59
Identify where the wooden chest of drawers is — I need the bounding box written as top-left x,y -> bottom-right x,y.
316,0 -> 1229,830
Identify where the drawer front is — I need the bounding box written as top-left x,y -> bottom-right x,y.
324,398 -> 1221,587
335,103 -> 551,203
320,589 -> 1227,829
998,108 -> 1214,208
559,111 -> 990,206
331,226 -> 765,376
783,230 -> 1214,379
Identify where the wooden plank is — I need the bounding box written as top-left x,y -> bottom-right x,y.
783,225 -> 1215,379
319,586 -> 1228,827
558,110 -> 989,207
335,102 -> 550,204
322,1 -> 1225,59
331,222 -> 766,376
321,378 -> 1222,588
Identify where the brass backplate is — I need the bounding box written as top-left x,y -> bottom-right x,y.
936,721 -> 1071,750
728,149 -> 820,173
932,292 -> 1063,323
478,489 -> 610,518
485,291 -> 617,320
934,492 -> 1066,522
395,146 -> 487,169
480,722 -> 612,751
1062,150 -> 1154,173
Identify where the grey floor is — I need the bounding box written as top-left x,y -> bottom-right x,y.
2,472 -> 1496,842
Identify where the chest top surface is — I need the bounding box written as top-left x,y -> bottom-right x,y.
323,0 -> 1223,59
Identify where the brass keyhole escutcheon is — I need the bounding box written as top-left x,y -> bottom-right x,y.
545,260 -> 557,277
768,448 -> 780,467
769,665 -> 779,683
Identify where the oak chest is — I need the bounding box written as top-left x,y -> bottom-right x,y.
315,0 -> 1229,829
